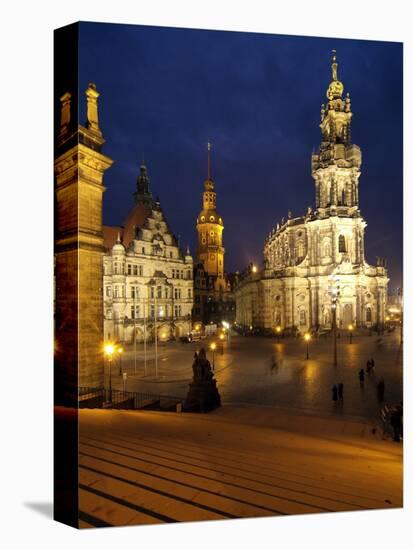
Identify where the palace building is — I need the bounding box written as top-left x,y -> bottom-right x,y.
235,53 -> 388,333
193,144 -> 236,324
103,163 -> 194,343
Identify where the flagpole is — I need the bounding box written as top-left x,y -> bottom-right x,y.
134,290 -> 137,375
144,294 -> 147,376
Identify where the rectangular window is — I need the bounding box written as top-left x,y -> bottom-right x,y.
157,286 -> 162,298
106,286 -> 111,297
188,288 -> 192,299
142,247 -> 145,254
114,262 -> 118,275
131,286 -> 139,299
172,269 -> 175,278
133,265 -> 138,276
139,265 -> 143,276
127,264 -> 132,275
114,286 -> 119,298
131,305 -> 140,319
150,304 -> 155,318
150,287 -> 154,299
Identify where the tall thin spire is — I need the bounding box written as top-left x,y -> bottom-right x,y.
207,141 -> 212,180
331,49 -> 338,81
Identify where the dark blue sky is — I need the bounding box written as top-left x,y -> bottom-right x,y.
78,22 -> 402,293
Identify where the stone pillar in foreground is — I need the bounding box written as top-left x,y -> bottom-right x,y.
54,83 -> 113,404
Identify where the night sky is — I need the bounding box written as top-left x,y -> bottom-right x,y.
78,22 -> 403,292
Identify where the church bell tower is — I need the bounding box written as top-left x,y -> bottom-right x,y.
196,143 -> 226,292
311,51 -> 362,217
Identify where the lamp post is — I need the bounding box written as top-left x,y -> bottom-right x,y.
348,324 -> 353,344
329,274 -> 340,367
210,342 -> 216,371
304,332 -> 311,360
398,287 -> 403,347
219,332 -> 225,355
117,346 -> 123,375
275,325 -> 281,339
104,343 -> 115,402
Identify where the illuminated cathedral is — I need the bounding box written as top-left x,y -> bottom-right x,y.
235,52 -> 388,333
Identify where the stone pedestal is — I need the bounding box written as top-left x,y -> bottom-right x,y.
184,378 -> 221,413
183,349 -> 221,412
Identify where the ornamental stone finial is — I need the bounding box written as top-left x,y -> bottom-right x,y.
59,91 -> 71,135
85,83 -> 101,134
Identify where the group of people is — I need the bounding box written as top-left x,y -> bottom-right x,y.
358,357 -> 376,383
332,357 -> 386,403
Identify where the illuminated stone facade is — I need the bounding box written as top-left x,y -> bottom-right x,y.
103,164 -> 194,343
55,83 -> 113,397
235,53 -> 388,333
194,144 -> 235,324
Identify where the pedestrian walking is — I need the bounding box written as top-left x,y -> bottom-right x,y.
370,357 -> 375,369
377,378 -> 385,402
358,368 -> 365,384
338,382 -> 344,400
366,359 -> 371,373
332,385 -> 338,401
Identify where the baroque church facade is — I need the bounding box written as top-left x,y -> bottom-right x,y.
103,163 -> 194,343
235,53 -> 388,333
193,144 -> 236,324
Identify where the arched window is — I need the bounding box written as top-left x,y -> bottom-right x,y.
366,307 -> 372,323
299,309 -> 306,326
323,241 -> 331,257
338,234 -> 346,253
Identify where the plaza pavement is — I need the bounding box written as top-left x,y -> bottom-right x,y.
76,404 -> 402,528
108,330 -> 403,421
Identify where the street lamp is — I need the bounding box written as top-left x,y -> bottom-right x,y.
252,265 -> 257,273
348,324 -> 353,344
104,342 -> 115,402
219,332 -> 225,355
117,346 -> 123,375
275,325 -> 282,339
210,342 -> 216,370
304,332 -> 311,360
329,274 -> 340,367
398,287 -> 403,347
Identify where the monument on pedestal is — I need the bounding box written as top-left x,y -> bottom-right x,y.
183,348 -> 221,412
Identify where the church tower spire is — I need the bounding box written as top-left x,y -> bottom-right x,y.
195,142 -> 226,292
134,159 -> 153,208
311,51 -> 362,216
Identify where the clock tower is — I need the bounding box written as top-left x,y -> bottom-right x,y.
196,143 -> 226,292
